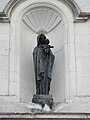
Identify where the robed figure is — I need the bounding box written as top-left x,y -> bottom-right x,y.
33,34 -> 55,95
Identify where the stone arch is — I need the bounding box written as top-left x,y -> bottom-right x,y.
4,0 -> 81,21
8,0 -> 76,103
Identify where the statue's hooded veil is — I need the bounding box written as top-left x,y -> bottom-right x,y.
37,34 -> 41,46
37,34 -> 46,46
33,34 -> 55,81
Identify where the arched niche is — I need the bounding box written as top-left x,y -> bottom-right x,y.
9,0 -> 76,103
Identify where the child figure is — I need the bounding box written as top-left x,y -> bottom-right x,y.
41,39 -> 54,55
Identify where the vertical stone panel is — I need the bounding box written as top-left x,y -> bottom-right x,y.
0,23 -> 9,95
75,21 -> 90,96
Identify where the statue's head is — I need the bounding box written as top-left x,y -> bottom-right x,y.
37,34 -> 46,46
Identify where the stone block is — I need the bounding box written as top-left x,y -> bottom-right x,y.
76,35 -> 90,57
76,57 -> 90,76
32,94 -> 53,109
0,78 -> 8,95
0,56 -> 8,71
0,23 -> 9,34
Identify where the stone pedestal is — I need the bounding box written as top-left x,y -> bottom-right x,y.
32,94 -> 53,109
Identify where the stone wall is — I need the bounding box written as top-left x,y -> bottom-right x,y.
0,0 -> 90,108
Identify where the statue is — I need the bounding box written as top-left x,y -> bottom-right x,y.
32,34 -> 55,109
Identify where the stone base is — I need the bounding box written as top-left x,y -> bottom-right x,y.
32,94 -> 53,109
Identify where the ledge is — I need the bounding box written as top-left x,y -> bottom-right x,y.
0,112 -> 90,119
0,97 -> 90,119
0,12 -> 10,23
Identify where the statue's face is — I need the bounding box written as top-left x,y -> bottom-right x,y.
39,39 -> 49,45
39,39 -> 45,45
38,34 -> 46,45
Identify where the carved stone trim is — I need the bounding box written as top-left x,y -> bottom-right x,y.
23,7 -> 62,34
0,12 -> 10,23
61,0 -> 90,22
0,0 -> 89,23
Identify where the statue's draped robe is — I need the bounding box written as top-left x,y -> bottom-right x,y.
33,46 -> 55,95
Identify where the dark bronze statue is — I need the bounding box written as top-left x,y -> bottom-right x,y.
32,34 -> 55,109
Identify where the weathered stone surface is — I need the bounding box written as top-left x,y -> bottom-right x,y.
43,104 -> 51,112
0,98 -> 90,118
26,103 -> 42,112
